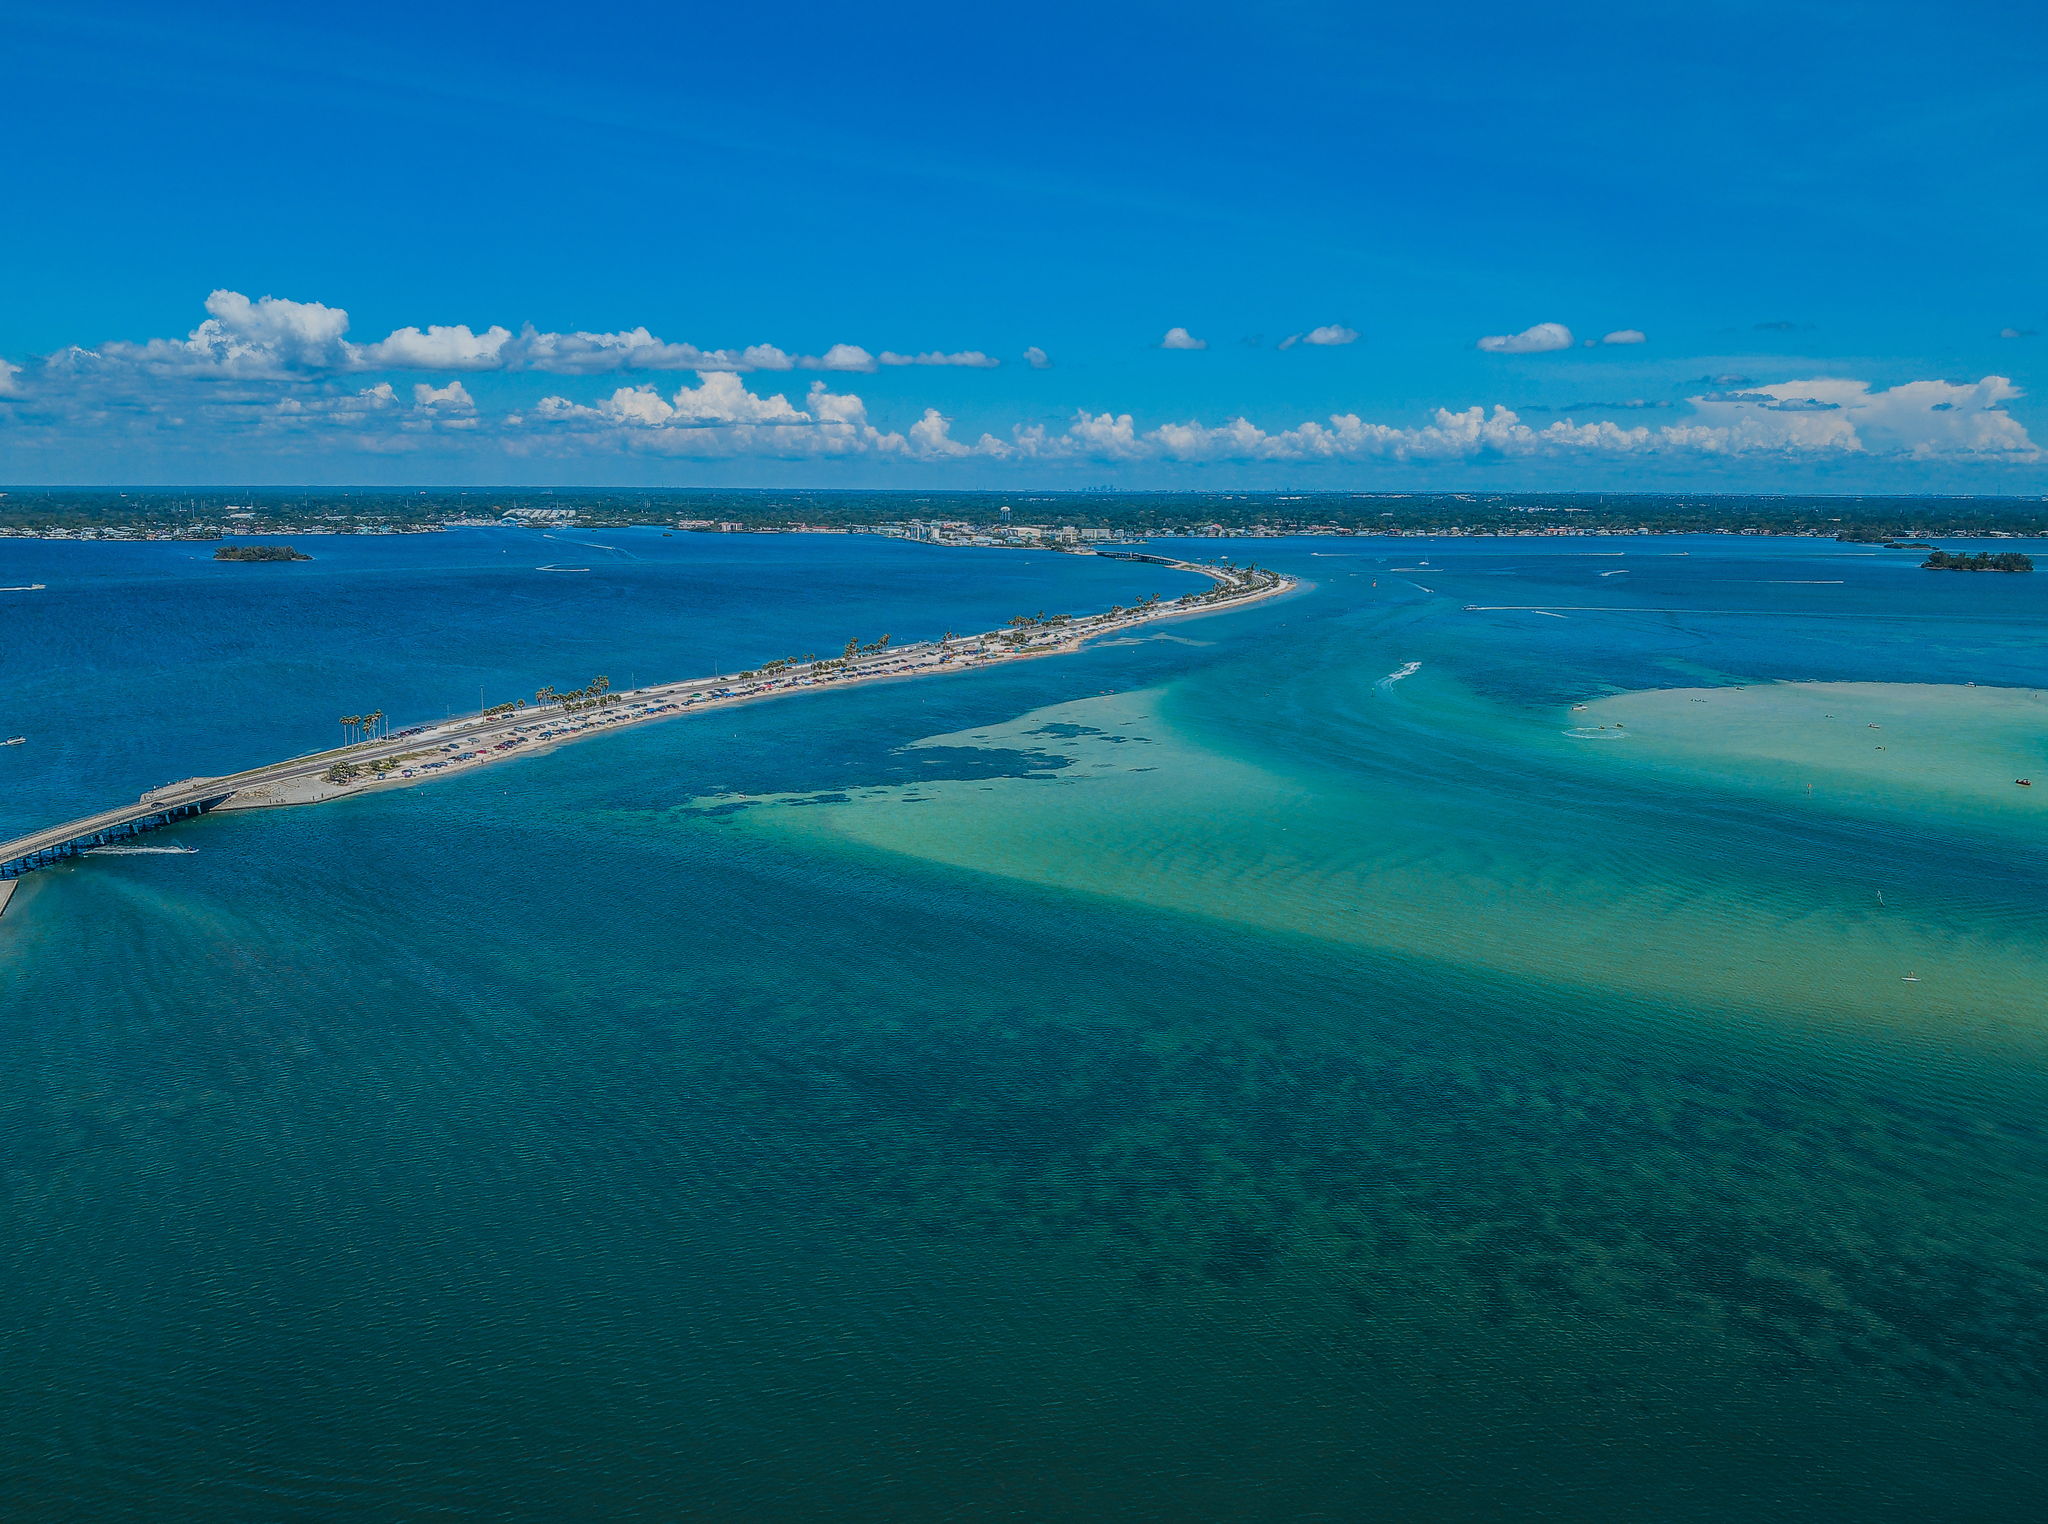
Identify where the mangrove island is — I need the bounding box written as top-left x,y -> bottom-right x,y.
214,544 -> 312,562
1921,550 -> 2034,573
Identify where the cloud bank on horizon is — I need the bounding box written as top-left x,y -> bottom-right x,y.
6,0 -> 2045,489
0,290 -> 2039,472
61,290 -> 1005,378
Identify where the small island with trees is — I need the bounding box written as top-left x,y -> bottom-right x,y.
1921,550 -> 2034,573
214,544 -> 311,562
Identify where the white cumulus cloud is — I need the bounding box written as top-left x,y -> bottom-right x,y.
91,289 -> 353,376
1601,329 -> 1647,345
1683,376 -> 2034,458
412,380 -> 477,411
803,343 -> 876,373
27,292 -> 1016,386
489,327 -> 756,373
515,372 -> 1015,462
357,324 -> 512,371
529,373 -> 880,455
905,408 -> 976,457
1477,322 -> 1574,354
878,350 -> 1000,368
6,301 -> 2035,474
980,376 -> 2038,466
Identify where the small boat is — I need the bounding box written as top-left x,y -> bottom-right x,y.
1902,973 -> 1919,982
2018,779 -> 2033,787
2,736 -> 22,746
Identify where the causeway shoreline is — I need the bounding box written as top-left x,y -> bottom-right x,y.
227,556 -> 1294,810
0,554 -> 1294,894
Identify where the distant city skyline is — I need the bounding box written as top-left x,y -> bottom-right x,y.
4,0 -> 2046,490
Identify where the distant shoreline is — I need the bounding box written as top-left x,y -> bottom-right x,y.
7,487 -> 2048,546
7,523 -> 2048,550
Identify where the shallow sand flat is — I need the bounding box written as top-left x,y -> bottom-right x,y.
1571,681 -> 2048,819
690,687 -> 2048,1072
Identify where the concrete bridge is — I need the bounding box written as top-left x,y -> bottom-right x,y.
0,707 -> 542,883
0,786 -> 242,880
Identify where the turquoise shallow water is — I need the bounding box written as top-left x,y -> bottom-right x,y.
3,532 -> 2048,1520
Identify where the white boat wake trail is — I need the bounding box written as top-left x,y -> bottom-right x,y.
1375,661 -> 1423,691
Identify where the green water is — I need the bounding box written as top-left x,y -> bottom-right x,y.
3,534 -> 2046,1518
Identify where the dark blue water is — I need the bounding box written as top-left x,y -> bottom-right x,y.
2,532 -> 2046,1521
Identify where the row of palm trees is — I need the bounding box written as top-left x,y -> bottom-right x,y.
338,710 -> 387,745
333,672 -> 622,753
536,674 -> 617,713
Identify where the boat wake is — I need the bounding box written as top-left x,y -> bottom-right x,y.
1375,661 -> 1423,691
84,845 -> 198,856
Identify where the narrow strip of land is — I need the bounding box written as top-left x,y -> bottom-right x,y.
0,555 -> 1291,882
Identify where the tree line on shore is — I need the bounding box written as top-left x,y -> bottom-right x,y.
22,489 -> 2048,542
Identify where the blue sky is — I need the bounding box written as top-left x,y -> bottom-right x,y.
4,0 -> 2046,491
